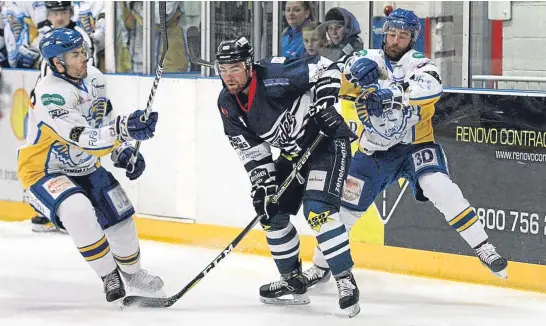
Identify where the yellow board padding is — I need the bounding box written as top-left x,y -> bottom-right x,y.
2,200 -> 546,293
350,203 -> 384,245
0,200 -> 35,221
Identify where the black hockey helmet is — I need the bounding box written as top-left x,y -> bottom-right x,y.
215,36 -> 254,70
45,1 -> 72,11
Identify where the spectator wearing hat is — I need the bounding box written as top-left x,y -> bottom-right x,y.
318,7 -> 363,61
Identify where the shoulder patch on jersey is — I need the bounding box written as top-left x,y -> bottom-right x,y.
271,57 -> 286,64
356,50 -> 368,57
69,126 -> 85,142
412,52 -> 425,59
41,94 -> 66,106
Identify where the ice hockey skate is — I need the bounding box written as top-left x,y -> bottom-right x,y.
302,264 -> 331,288
122,269 -> 166,298
102,268 -> 126,303
259,265 -> 310,305
335,270 -> 360,318
474,242 -> 508,279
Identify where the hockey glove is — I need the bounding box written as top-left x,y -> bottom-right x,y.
252,184 -> 279,221
111,143 -> 146,180
350,57 -> 380,87
356,88 -> 394,118
116,110 -> 158,141
313,106 -> 345,137
17,44 -> 40,68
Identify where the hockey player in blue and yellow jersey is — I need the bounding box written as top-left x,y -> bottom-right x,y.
17,28 -> 164,303
304,8 -> 508,286
216,36 -> 360,317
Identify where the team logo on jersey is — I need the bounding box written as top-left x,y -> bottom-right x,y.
41,94 -> 66,106
266,112 -> 297,148
87,97 -> 108,127
51,142 -> 92,167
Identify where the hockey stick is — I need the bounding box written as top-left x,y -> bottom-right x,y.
130,1 -> 169,167
122,132 -> 326,308
186,26 -> 215,68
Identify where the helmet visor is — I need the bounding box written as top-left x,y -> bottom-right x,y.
383,20 -> 419,42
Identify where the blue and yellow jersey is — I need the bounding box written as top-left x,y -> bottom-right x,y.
17,66 -> 121,188
2,1 -> 47,68
340,49 -> 443,154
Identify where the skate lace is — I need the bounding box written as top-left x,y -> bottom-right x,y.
104,272 -> 121,292
303,265 -> 326,281
269,280 -> 289,291
336,278 -> 355,298
476,243 -> 501,265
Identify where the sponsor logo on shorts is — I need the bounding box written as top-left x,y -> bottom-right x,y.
342,176 -> 364,205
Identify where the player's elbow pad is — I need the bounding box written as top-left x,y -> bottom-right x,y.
408,71 -> 443,106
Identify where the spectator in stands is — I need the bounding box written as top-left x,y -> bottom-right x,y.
281,1 -> 311,59
154,2 -> 188,73
116,2 -> 143,73
318,7 -> 363,61
301,21 -> 325,56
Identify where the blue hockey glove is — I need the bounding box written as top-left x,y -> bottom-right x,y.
111,143 -> 146,180
356,88 -> 395,118
116,110 -> 158,141
350,57 -> 380,87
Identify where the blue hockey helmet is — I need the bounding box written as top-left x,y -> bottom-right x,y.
382,8 -> 421,49
39,28 -> 86,60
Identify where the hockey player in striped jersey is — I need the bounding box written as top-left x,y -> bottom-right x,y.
216,36 -> 360,317
303,8 -> 508,288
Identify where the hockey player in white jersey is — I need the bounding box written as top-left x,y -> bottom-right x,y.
303,8 -> 508,287
29,1 -> 104,233
2,1 -> 47,68
17,28 -> 163,303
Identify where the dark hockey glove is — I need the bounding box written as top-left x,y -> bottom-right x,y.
251,184 -> 279,221
313,105 -> 345,137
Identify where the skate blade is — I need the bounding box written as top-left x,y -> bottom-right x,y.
32,225 -> 61,233
260,293 -> 310,305
493,268 -> 508,279
344,303 -> 361,318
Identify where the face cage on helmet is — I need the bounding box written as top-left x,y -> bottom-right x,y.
214,57 -> 253,76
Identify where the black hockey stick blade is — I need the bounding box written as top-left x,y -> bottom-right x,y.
123,214 -> 262,308
186,26 -> 214,68
122,132 -> 326,308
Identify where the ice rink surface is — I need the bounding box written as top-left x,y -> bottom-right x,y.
1,221 -> 546,326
